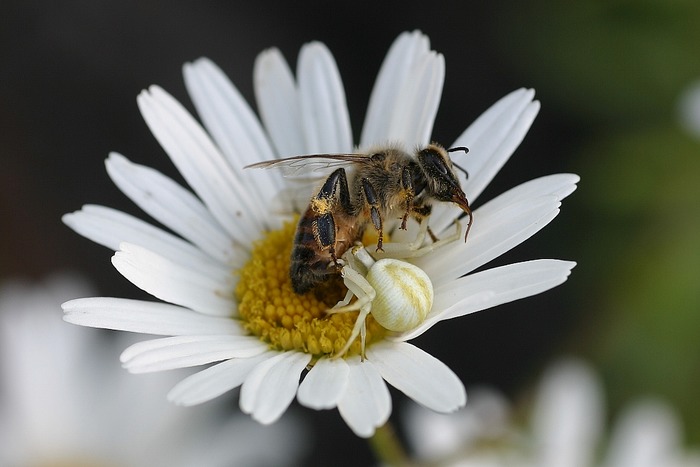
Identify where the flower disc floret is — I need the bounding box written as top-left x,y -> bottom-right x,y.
236,219 -> 387,357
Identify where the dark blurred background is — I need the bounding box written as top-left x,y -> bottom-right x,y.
2,1 -> 699,465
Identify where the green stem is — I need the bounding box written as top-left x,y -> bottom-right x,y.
368,421 -> 411,466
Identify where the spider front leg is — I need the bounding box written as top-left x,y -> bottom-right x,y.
328,263 -> 376,360
327,246 -> 376,359
328,244 -> 435,359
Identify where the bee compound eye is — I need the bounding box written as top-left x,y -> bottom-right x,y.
421,148 -> 449,175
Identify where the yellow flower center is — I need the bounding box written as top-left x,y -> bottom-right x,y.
236,218 -> 387,358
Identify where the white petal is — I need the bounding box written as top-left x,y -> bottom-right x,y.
459,88 -> 540,201
368,342 -> 466,413
418,174 -> 578,284
361,30 -> 426,145
240,351 -> 311,424
436,259 -> 576,321
183,58 -> 282,206
168,353 -> 272,406
398,260 -> 576,341
184,57 -> 276,165
297,42 -> 353,153
297,357 -> 350,409
62,297 -> 241,335
105,153 -> 239,266
120,335 -> 268,373
533,360 -> 603,467
361,31 -> 443,148
254,47 -> 306,156
420,197 -> 560,284
337,357 -> 391,438
473,173 -> 579,217
112,242 -> 236,317
389,52 -> 443,148
602,401 -> 683,467
137,86 -> 267,242
429,88 -> 540,233
63,205 -> 235,276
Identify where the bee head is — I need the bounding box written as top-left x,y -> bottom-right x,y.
416,144 -> 469,208
416,144 -> 473,241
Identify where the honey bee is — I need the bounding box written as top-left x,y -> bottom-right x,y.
247,143 -> 473,294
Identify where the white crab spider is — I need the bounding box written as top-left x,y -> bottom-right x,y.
329,221 -> 462,359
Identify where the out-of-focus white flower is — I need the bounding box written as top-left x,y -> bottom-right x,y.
0,274 -> 308,467
531,360 -> 604,467
402,359 -> 700,467
678,80 -> 700,138
601,400 -> 700,467
403,387 -> 512,462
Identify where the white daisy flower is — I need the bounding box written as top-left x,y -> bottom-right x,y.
62,30 -> 577,438
0,275 -> 308,467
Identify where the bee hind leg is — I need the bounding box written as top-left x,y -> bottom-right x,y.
311,166 -> 354,259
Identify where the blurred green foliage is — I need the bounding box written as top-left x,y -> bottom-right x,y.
502,0 -> 700,125
577,127 -> 700,441
499,0 -> 700,443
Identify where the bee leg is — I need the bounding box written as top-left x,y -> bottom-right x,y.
426,226 -> 439,243
400,166 -> 415,230
409,204 -> 441,241
312,213 -> 337,256
313,167 -> 352,213
411,204 -> 432,223
361,178 -> 384,251
311,168 -> 353,265
330,247 -> 341,269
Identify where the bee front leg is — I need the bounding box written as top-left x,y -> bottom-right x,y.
361,178 -> 384,252
410,204 -> 440,242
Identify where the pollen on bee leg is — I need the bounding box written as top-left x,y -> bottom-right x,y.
310,197 -> 332,214
235,217 -> 387,359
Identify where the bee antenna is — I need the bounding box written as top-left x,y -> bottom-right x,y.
446,146 -> 470,178
452,162 -> 470,179
447,146 -> 469,155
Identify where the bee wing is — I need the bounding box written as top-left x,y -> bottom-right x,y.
245,154 -> 370,178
